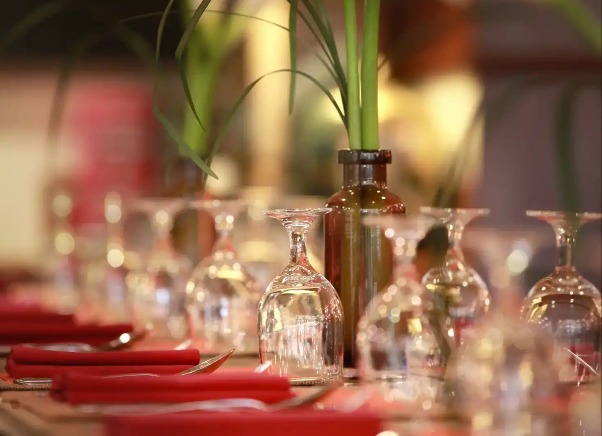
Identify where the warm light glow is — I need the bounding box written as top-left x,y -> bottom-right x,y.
54,231 -> 75,255
107,248 -> 125,268
506,248 -> 529,274
53,194 -> 72,218
244,1 -> 289,186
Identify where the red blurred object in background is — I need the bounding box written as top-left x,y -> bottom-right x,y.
69,82 -> 158,228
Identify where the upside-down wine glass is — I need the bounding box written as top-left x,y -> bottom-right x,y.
237,189 -> 326,291
258,208 -> 343,384
448,228 -> 563,435
420,208 -> 490,348
185,199 -> 262,354
356,214 -> 452,407
45,184 -> 79,312
90,192 -> 131,323
522,211 -> 602,385
130,198 -> 191,341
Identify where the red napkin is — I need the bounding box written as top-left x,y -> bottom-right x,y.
51,372 -> 294,404
105,411 -> 382,436
0,322 -> 134,346
5,346 -> 201,378
0,302 -> 75,326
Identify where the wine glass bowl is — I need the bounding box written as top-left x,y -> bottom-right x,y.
258,208 -> 343,383
420,207 -> 491,347
185,199 -> 262,354
356,214 -> 451,405
522,211 -> 602,384
448,227 -> 563,434
129,198 -> 191,341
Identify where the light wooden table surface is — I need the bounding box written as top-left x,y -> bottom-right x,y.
0,356 -> 464,436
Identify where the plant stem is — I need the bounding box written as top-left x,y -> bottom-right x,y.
361,0 -> 380,151
343,0 -> 361,150
549,0 -> 602,57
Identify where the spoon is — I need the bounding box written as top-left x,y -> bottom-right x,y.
14,349 -> 236,387
15,329 -> 150,354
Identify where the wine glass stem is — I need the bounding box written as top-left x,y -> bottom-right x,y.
555,227 -> 577,269
151,213 -> 175,254
446,221 -> 465,260
393,239 -> 417,277
214,214 -> 235,252
288,228 -> 309,266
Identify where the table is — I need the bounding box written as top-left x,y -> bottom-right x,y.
0,355 -> 466,436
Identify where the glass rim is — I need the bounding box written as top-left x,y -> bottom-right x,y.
526,210 -> 602,220
188,198 -> 247,210
262,208 -> 332,218
420,207 -> 491,215
129,197 -> 188,212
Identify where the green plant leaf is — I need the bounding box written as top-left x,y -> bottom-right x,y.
0,0 -> 73,54
552,81 -> 600,212
156,0 -> 176,64
288,0 -> 299,114
121,9 -> 340,89
152,105 -> 217,178
124,5 -> 345,177
310,0 -> 348,101
286,1 -> 333,65
207,68 -> 347,165
297,1 -> 348,102
45,22 -> 160,181
432,73 -> 600,207
343,0 -> 361,150
174,0 -> 213,133
46,31 -> 103,177
153,0 -> 214,177
361,0 -> 381,151
285,0 -> 348,112
547,0 -> 602,57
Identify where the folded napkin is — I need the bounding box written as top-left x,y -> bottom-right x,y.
5,346 -> 201,378
105,411 -> 382,436
51,372 -> 294,404
0,302 -> 75,325
0,322 -> 134,346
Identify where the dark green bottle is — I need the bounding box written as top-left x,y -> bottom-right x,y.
324,150 -> 405,368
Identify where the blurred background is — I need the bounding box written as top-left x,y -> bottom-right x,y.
0,0 -> 600,291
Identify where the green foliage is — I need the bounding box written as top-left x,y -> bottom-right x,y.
546,0 -> 601,57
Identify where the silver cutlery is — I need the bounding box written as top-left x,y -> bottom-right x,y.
1,328 -> 150,357
14,348 -> 236,388
75,379 -> 343,416
253,361 -> 272,373
564,347 -> 599,376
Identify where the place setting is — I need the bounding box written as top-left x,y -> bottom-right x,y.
1,0 -> 601,434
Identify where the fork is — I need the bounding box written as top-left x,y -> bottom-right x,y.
14,349 -> 236,387
76,379 -> 344,416
564,347 -> 599,376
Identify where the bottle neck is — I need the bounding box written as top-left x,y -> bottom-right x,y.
342,163 -> 388,188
